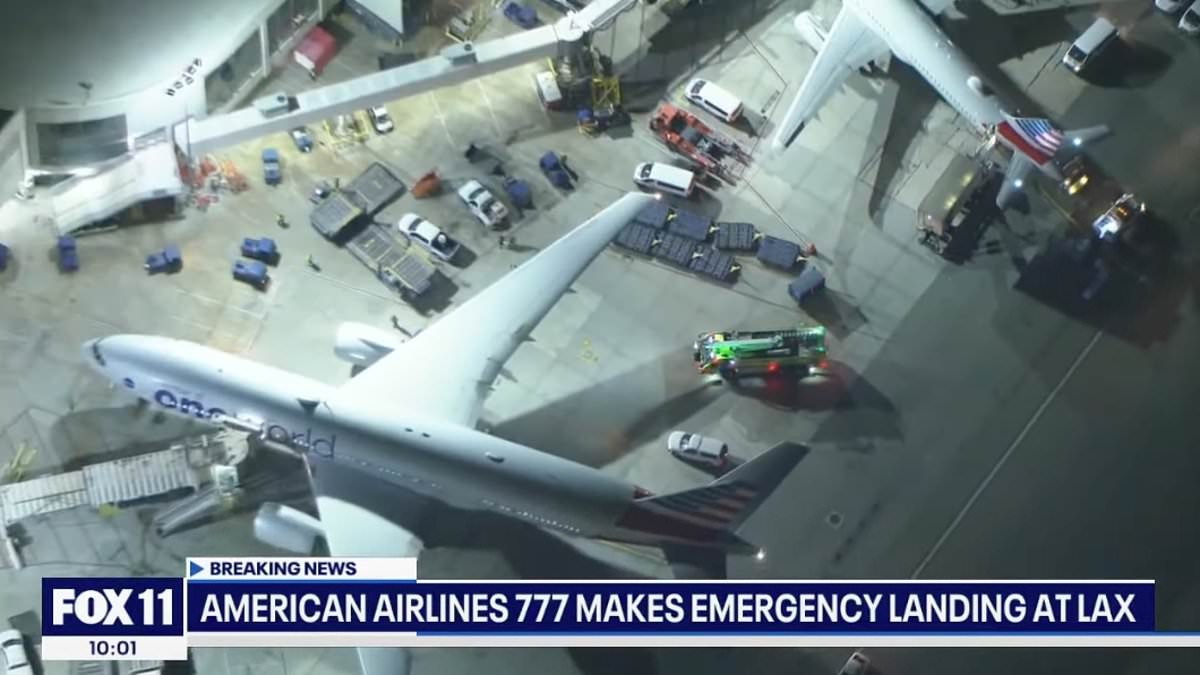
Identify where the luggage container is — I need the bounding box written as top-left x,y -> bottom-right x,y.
787,266 -> 826,304
614,223 -> 658,255
538,152 -> 573,190
633,200 -> 671,229
756,235 -> 804,271
667,209 -> 713,241
713,222 -> 757,251
688,247 -> 741,283
652,233 -> 700,268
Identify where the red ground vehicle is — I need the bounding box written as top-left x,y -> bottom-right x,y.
649,103 -> 750,182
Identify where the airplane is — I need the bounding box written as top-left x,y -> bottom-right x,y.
772,0 -> 1110,208
79,193 -> 805,673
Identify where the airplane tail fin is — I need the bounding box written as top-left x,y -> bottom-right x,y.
631,442 -> 807,553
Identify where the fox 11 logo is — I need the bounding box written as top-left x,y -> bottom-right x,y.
43,578 -> 183,635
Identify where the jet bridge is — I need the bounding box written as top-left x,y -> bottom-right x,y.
179,0 -> 644,156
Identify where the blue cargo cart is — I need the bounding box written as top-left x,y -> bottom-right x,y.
262,148 -> 281,186
241,237 -> 280,265
502,1 -> 537,28
787,266 -> 826,304
144,244 -> 182,274
503,176 -> 533,211
538,151 -> 573,190
233,259 -> 270,290
57,236 -> 79,272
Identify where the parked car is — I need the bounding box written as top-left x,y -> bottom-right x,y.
398,213 -> 461,262
262,148 -> 281,185
0,629 -> 33,675
457,179 -> 509,228
837,651 -> 870,675
367,106 -> 394,134
310,179 -> 333,204
289,127 -> 313,152
666,431 -> 729,467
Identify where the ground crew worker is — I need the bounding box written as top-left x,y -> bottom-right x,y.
306,255 -> 319,271
276,213 -> 288,228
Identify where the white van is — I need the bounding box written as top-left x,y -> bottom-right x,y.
684,78 -> 744,124
633,162 -> 696,198
1062,17 -> 1118,73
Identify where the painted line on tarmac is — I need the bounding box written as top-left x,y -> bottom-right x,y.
910,329 -> 1104,578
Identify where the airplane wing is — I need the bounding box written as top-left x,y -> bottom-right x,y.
772,8 -> 890,151
325,192 -> 656,426
314,477 -> 425,675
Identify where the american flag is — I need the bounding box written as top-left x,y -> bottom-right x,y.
1008,116 -> 1064,154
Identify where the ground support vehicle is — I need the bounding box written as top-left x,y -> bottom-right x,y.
346,225 -> 436,300
58,236 -> 79,272
145,245 -> 182,274
241,237 -> 280,265
649,103 -> 750,182
693,327 -> 828,379
233,260 -> 269,289
262,148 -> 281,185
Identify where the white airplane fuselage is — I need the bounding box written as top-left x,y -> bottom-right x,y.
85,335 -> 649,545
843,0 -> 1008,134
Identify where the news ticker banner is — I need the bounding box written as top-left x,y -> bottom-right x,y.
43,556 -> 1173,660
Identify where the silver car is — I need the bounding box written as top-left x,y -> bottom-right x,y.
666,431 -> 729,467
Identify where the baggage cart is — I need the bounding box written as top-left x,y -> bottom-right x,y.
713,222 -> 758,251
144,245 -> 182,274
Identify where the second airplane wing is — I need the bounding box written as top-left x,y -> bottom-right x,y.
324,193 -> 656,427
771,8 -> 889,151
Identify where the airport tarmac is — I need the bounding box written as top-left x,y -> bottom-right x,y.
2,1 -> 1197,675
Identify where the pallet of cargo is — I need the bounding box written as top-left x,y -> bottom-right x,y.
652,233 -> 700,268
613,223 -> 658,255
756,235 -> 804,271
667,209 -> 713,241
688,247 -> 741,283
633,200 -> 671,229
344,162 -> 405,216
346,224 -> 435,299
311,193 -> 364,241
713,222 -> 758,251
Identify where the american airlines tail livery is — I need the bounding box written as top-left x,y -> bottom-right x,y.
81,194 -> 803,561
774,0 -> 1110,208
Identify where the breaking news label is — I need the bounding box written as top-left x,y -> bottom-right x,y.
44,557 -> 1165,659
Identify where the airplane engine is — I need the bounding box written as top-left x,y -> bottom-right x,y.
793,11 -> 828,52
253,502 -> 325,554
334,322 -> 404,367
